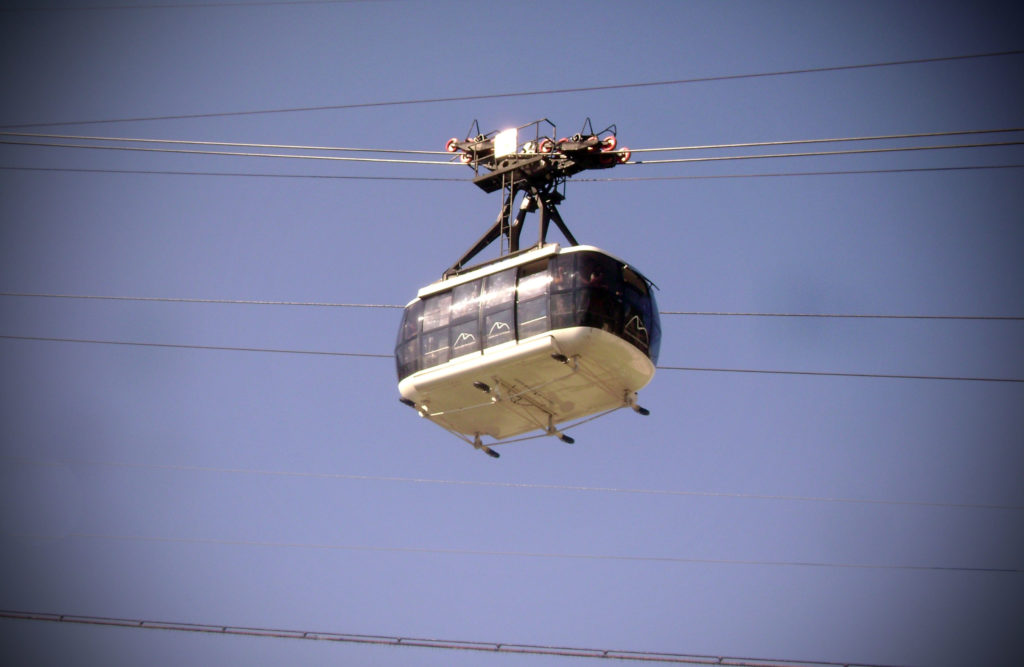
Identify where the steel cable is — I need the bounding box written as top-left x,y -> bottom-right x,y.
4,291 -> 1021,321
2,334 -> 1021,383
0,610 -> 904,667
3,49 -> 1020,128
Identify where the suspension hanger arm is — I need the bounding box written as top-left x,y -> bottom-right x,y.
444,189 -> 528,277
441,119 -> 626,277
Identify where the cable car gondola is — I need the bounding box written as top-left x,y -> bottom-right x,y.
396,120 -> 660,457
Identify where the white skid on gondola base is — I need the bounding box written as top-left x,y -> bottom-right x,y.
398,326 -> 654,448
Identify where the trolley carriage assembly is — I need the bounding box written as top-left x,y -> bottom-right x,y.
396,119 -> 659,457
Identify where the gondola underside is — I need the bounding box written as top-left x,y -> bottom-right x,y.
398,326 -> 654,446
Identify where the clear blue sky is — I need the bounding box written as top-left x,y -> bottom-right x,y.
1,1 -> 1022,665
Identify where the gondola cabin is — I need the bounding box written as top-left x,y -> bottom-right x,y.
396,243 -> 660,453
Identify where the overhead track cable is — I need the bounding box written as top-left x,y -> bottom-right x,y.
659,309 -> 1024,321
578,164 -> 1024,181
3,1 -> 398,13
4,127 -> 1019,155
0,165 -> 464,181
3,291 -> 1021,321
2,334 -> 1021,383
0,292 -> 404,309
0,131 -> 450,154
0,610 -> 902,667
0,138 -> 459,165
4,163 -> 1023,182
627,128 -> 1024,153
657,365 -> 1024,383
0,334 -> 392,359
628,139 -> 1024,165
3,137 -> 1019,166
2,49 -> 1020,128
4,132 -> 1019,165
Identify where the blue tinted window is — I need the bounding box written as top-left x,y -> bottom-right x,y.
451,280 -> 480,321
481,269 -> 515,310
422,292 -> 452,331
516,259 -> 550,339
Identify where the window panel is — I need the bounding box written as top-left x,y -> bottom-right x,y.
517,272 -> 551,301
549,253 -> 576,293
623,309 -> 651,354
577,287 -> 620,333
622,266 -> 649,294
550,292 -> 576,329
451,280 -> 481,321
421,329 -> 450,368
647,288 -> 661,363
485,308 -> 514,347
517,259 -> 551,301
481,269 -> 516,310
399,300 -> 423,342
396,339 -> 419,379
451,319 -> 480,358
422,293 -> 452,331
575,253 -> 618,291
518,297 -> 549,339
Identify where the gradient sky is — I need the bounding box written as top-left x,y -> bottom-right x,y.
1,1 -> 1022,665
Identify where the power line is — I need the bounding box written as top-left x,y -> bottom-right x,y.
4,291 -> 1022,321
7,455 -> 1020,512
3,137 -> 1021,166
0,165 -> 464,182
0,610 -> 902,667
0,292 -> 404,309
0,334 -> 392,359
2,1 -> 387,12
659,309 -> 1024,321
5,126 -> 1018,156
3,127 -> 1020,183
8,532 -> 1019,574
628,140 -> 1024,165
0,139 -> 459,166
628,128 -> 1024,153
658,365 -> 1024,384
2,334 -> 1021,383
578,164 -> 1024,181
3,50 -> 1021,129
0,131 -> 450,155
7,163 -> 1024,183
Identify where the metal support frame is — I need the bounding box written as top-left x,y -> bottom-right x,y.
444,184 -> 577,277
442,118 -> 626,278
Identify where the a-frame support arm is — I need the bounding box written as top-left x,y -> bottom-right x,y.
443,185 -> 579,279
444,190 -> 528,277
538,195 -> 579,247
